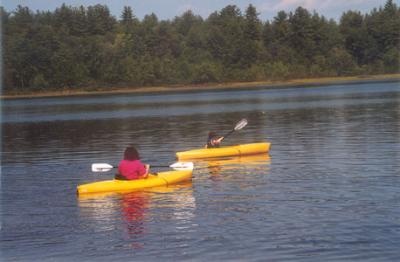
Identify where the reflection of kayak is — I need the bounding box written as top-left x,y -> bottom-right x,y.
199,154 -> 271,176
203,154 -> 271,167
77,169 -> 192,195
176,142 -> 271,160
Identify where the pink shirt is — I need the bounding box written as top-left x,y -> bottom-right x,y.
118,159 -> 147,180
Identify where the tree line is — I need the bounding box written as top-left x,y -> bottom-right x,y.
1,0 -> 399,93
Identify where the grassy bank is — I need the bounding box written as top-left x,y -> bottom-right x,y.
2,74 -> 400,99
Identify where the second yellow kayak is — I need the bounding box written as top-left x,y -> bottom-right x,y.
176,142 -> 271,160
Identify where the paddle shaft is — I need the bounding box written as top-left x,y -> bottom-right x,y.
221,129 -> 235,140
92,161 -> 194,172
102,165 -> 173,169
220,118 -> 248,141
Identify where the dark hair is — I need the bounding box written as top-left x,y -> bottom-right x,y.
208,131 -> 217,138
124,146 -> 140,161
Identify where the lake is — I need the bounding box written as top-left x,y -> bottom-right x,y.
1,81 -> 400,261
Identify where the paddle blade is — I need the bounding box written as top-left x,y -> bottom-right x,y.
92,163 -> 114,172
234,118 -> 248,131
169,162 -> 194,171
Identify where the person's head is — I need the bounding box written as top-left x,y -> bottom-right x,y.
124,146 -> 140,161
208,131 -> 217,139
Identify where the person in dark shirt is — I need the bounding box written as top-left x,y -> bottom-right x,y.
206,132 -> 224,148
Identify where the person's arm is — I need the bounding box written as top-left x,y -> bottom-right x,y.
206,136 -> 223,148
216,137 -> 224,143
143,164 -> 150,178
138,163 -> 149,179
212,137 -> 223,145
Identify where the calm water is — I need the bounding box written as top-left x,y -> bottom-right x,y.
1,81 -> 400,261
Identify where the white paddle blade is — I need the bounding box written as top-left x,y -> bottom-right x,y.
169,162 -> 194,171
234,118 -> 248,130
92,163 -> 114,172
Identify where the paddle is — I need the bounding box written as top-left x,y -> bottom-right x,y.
219,118 -> 248,142
91,162 -> 194,172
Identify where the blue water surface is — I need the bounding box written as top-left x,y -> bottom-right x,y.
1,81 -> 400,261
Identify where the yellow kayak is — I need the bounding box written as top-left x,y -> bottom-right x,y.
176,142 -> 271,160
77,169 -> 193,195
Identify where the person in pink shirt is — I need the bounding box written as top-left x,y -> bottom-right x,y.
115,146 -> 150,180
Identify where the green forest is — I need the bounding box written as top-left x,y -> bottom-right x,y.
1,0 -> 399,93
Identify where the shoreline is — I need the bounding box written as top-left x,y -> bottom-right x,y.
1,74 -> 399,99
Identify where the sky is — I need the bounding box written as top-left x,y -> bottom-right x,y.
1,0 -> 398,21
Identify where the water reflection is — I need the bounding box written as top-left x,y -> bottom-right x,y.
120,191 -> 149,244
149,183 -> 198,233
194,154 -> 271,179
77,183 -> 196,249
77,193 -> 121,238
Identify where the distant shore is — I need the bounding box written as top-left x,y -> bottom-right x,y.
2,74 -> 400,99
